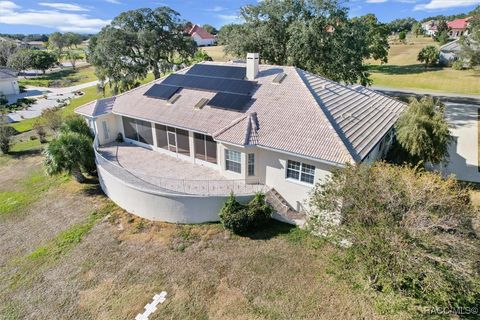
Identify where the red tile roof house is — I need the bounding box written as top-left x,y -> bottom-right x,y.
187,24 -> 216,47
75,53 -> 405,225
448,17 -> 472,39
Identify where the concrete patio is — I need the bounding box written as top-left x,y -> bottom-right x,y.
97,142 -> 264,196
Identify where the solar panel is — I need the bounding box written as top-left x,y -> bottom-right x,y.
144,84 -> 180,100
187,64 -> 246,80
161,74 -> 256,96
208,92 -> 251,111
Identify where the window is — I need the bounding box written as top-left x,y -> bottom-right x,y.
286,160 -> 315,184
122,117 -> 153,145
248,153 -> 255,176
155,124 -> 190,156
194,133 -> 217,164
225,149 -> 241,173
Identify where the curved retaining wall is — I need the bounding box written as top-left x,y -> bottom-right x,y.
98,165 -> 254,224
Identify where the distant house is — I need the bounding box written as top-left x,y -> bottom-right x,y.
447,17 -> 471,39
26,41 -> 47,50
187,24 -> 216,47
421,20 -> 438,36
0,68 -> 20,96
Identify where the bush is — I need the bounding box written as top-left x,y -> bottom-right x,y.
0,125 -> 15,154
33,120 -> 47,143
452,59 -> 465,70
60,116 -> 93,139
309,163 -> 480,314
220,193 -> 272,234
41,108 -> 62,132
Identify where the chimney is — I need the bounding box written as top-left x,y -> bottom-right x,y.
246,53 -> 259,80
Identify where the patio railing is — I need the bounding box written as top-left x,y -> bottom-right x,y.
93,137 -> 266,196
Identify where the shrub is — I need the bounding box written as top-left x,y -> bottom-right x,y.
0,125 -> 15,154
452,59 -> 465,70
220,192 -> 272,234
398,31 -> 406,42
309,163 -> 480,314
33,120 -> 47,143
41,108 -> 62,133
60,116 -> 93,139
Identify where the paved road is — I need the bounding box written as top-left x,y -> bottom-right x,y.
5,80 -> 99,123
376,87 -> 480,184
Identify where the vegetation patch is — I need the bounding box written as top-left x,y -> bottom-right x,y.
0,169 -> 68,218
18,66 -> 97,88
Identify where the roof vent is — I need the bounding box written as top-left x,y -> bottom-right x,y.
167,94 -> 181,104
194,98 -> 209,109
272,72 -> 287,84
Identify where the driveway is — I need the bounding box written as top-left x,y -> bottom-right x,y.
4,80 -> 99,123
443,102 -> 480,183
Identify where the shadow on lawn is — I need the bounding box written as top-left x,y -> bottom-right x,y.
242,220 -> 296,240
368,64 -> 443,75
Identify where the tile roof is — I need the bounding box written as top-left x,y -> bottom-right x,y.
76,62 -> 406,164
188,24 -> 216,40
448,17 -> 470,29
75,97 -> 116,118
0,68 -> 17,80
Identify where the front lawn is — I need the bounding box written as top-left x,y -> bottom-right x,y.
18,65 -> 97,88
367,35 -> 480,94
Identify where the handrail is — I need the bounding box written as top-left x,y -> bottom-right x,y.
93,137 -> 265,196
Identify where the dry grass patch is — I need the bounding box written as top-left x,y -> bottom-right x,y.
202,45 -> 234,62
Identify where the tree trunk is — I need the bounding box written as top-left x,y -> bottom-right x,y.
153,65 -> 161,79
71,167 -> 86,183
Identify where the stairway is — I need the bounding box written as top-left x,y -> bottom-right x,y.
265,188 -> 306,226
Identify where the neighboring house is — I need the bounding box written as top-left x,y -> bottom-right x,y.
447,17 -> 471,39
75,53 -> 406,225
422,20 -> 438,36
0,68 -> 20,96
187,24 -> 216,47
26,41 -> 47,50
439,39 -> 462,66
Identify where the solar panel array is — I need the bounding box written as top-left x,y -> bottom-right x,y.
162,74 -> 256,96
187,64 -> 246,80
144,84 -> 180,100
145,65 -> 258,112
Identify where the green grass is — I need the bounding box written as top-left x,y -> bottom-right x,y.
27,204 -> 112,261
0,170 -> 68,218
9,138 -> 50,153
18,65 -> 96,88
367,35 -> 480,94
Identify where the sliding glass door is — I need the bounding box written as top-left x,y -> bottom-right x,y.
194,133 -> 217,164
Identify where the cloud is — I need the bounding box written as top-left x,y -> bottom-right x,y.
104,0 -> 121,3
38,2 -> 88,12
207,6 -> 225,12
414,0 -> 480,10
366,0 -> 388,3
0,1 -> 110,33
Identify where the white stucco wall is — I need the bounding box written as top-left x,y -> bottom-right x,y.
94,114 -> 118,145
98,164 -> 253,223
192,34 -> 216,47
0,78 -> 20,95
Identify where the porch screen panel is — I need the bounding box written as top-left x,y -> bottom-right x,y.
122,117 -> 137,141
194,133 -> 206,161
176,129 -> 190,156
205,135 -> 217,164
136,120 -> 153,145
155,124 -> 168,150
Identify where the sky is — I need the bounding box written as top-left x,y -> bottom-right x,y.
0,0 -> 479,34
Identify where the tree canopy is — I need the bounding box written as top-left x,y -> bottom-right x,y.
309,162 -> 480,314
88,7 -> 196,93
395,96 -> 452,165
218,0 -> 390,85
417,45 -> 439,68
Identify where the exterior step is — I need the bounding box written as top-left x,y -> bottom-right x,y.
266,188 -> 306,225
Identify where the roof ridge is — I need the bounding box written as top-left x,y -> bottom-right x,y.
213,114 -> 248,138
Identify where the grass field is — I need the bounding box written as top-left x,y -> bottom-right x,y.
202,46 -> 234,62
367,36 -> 480,94
18,65 -> 97,88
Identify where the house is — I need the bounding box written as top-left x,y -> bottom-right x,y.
75,53 -> 406,225
26,41 -> 47,50
447,17 -> 471,39
421,20 -> 438,36
439,39 -> 462,66
187,24 -> 216,47
0,68 -> 20,96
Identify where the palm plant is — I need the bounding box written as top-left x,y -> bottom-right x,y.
60,116 -> 93,139
43,132 -> 95,183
